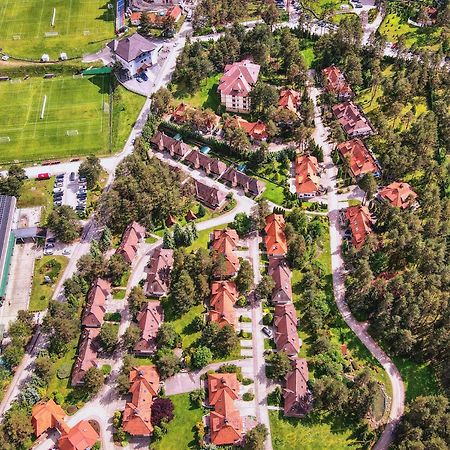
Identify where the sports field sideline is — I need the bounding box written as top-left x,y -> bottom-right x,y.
0,0 -> 115,59
0,75 -> 111,163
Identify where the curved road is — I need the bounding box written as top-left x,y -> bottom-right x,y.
308,78 -> 405,449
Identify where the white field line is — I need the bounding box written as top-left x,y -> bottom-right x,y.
40,95 -> 47,119
51,8 -> 56,27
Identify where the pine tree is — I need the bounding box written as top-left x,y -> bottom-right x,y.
163,230 -> 174,249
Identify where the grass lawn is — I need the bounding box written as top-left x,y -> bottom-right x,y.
393,357 -> 440,403
153,393 -> 204,450
0,0 -> 115,59
171,74 -> 222,113
185,223 -> 227,252
270,410 -> 359,450
17,177 -> 55,223
303,0 -> 347,18
112,288 -> 126,300
28,256 -> 69,311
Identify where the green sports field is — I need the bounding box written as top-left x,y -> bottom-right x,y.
0,0 -> 115,59
0,74 -> 111,163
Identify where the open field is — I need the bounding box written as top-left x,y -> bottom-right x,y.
0,0 -> 115,59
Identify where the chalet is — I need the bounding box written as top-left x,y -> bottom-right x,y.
221,168 -> 265,197
218,60 -> 260,113
147,5 -> 183,27
150,131 -> 191,158
283,358 -> 313,418
268,257 -> 292,305
71,328 -> 100,386
194,180 -> 227,210
122,366 -> 160,436
278,89 -> 301,113
211,229 -> 240,278
171,102 -> 190,123
322,66 -> 354,100
82,278 -> 110,328
274,303 -> 300,357
295,155 -> 323,198
185,210 -> 197,221
58,420 -> 99,450
110,33 -> 159,79
337,139 -> 381,180
232,116 -> 268,142
209,281 -> 238,329
145,248 -> 174,297
184,149 -> 227,176
332,102 -> 374,138
378,182 -> 418,210
134,301 -> 164,355
117,221 -> 146,264
264,214 -> 288,257
207,373 -> 243,446
32,399 -> 68,437
342,205 -> 374,250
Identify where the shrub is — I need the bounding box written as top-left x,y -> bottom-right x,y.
243,391 -> 255,401
218,364 -> 243,382
102,365 -> 112,376
242,378 -> 254,386
262,312 -> 273,326
104,312 -> 121,322
151,397 -> 174,426
57,363 -> 72,379
189,389 -> 206,408
237,296 -> 248,307
239,315 -> 251,323
267,386 -> 283,406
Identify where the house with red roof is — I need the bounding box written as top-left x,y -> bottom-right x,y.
150,131 -> 191,159
184,149 -> 227,176
268,257 -> 292,305
122,365 -> 160,436
283,358 -> 313,418
171,102 -> 190,123
211,229 -> 240,278
145,248 -> 174,297
134,301 -> 164,355
322,66 -> 354,100
274,303 -> 300,357
337,138 -> 381,180
82,278 -> 110,328
117,221 -> 146,264
231,116 -> 268,142
295,155 -> 324,198
207,373 -> 243,446
343,205 -> 374,250
278,89 -> 301,113
264,214 -> 288,257
332,102 -> 374,138
218,60 -> 260,113
221,168 -> 265,197
57,420 -> 99,450
378,182 -> 418,210
71,328 -> 100,386
209,281 -> 238,329
32,399 -> 68,438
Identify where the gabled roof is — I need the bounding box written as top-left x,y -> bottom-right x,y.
150,131 -> 191,157
233,116 -> 268,140
295,155 -> 321,195
208,373 -> 239,405
57,420 -> 99,450
82,278 -> 110,328
274,303 -> 300,356
171,102 -> 190,123
211,229 -> 240,277
344,205 -> 373,250
218,60 -> 260,97
322,66 -> 353,98
337,139 -> 379,179
283,358 -> 312,417
268,257 -> 292,304
117,221 -> 146,264
221,168 -> 265,196
195,180 -> 227,209
32,399 -> 67,437
264,214 -> 288,257
145,248 -> 174,297
114,33 -> 157,62
379,182 -> 417,209
278,89 -> 301,112
332,102 -> 373,137
71,328 -> 100,386
185,149 -> 227,175
134,301 -> 164,354
209,281 -> 237,328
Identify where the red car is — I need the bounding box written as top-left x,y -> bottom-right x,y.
37,173 -> 50,180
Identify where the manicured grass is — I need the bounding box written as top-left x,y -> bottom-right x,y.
303,0 -> 347,18
112,288 -> 126,300
145,236 -> 159,244
0,0 -> 115,59
185,223 -> 227,252
28,256 -> 69,311
301,46 -> 316,69
17,177 -> 55,223
393,357 -> 440,403
262,180 -> 285,205
153,393 -> 204,450
171,74 -> 222,112
270,410 -> 358,450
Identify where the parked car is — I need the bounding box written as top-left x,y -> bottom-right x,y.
45,243 -> 55,249
47,237 -> 56,244
262,326 -> 273,339
137,77 -> 143,83
53,200 -> 62,207
69,172 -> 76,182
44,248 -> 54,255
79,176 -> 87,182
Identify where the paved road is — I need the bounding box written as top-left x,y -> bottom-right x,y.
308,75 -> 405,450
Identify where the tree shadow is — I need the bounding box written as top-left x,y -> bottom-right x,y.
96,2 -> 115,23
85,74 -> 111,95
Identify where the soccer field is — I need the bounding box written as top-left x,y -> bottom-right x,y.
0,0 -> 115,59
0,75 -> 111,163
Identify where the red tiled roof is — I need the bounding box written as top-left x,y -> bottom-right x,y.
82,278 -> 110,328
233,116 -> 268,141
209,281 -> 238,329
32,400 -> 67,437
278,89 -> 301,112
283,358 -> 312,418
218,60 -> 260,97
322,66 -> 353,98
171,102 -> 190,123
264,214 -> 288,257
208,373 -> 239,405
337,139 -> 379,179
332,102 -> 373,137
134,301 -> 164,355
71,328 -> 100,386
211,229 -> 240,277
379,182 -> 417,209
150,131 -> 191,158
145,248 -> 174,297
345,205 -> 373,250
268,257 -> 292,304
295,155 -> 321,195
57,420 -> 99,450
274,303 -> 300,356
117,221 -> 146,264
185,149 -> 227,175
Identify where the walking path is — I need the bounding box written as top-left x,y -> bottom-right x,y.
308,74 -> 405,450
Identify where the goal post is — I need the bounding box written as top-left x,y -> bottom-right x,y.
51,8 -> 56,27
40,95 -> 47,119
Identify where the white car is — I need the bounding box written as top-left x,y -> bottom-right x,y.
44,248 -> 54,255
1,55 -> 9,61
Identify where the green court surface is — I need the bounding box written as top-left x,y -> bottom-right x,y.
0,0 -> 115,59
0,74 -> 110,163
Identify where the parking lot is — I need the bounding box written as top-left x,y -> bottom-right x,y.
51,172 -> 87,213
